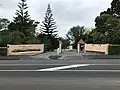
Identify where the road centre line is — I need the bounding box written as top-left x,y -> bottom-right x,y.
0,64 -> 120,66
0,70 -> 36,72
0,70 -> 120,72
57,70 -> 120,72
0,64 -> 120,72
37,64 -> 91,71
0,64 -> 91,72
0,64 -> 68,66
93,64 -> 120,66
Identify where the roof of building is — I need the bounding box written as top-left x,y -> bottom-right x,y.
78,39 -> 85,44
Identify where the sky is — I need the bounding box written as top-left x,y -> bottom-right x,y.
0,0 -> 112,37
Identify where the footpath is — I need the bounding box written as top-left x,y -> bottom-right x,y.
1,51 -> 120,60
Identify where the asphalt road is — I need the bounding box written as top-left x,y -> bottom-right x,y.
0,56 -> 120,90
0,70 -> 120,90
0,74 -> 120,90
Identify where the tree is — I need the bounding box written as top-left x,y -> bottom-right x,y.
43,36 -> 53,52
0,18 -> 10,46
111,0 -> 120,17
66,25 -> 86,49
0,30 -> 11,46
40,4 -> 58,51
8,0 -> 39,37
0,30 -> 25,45
0,18 -> 10,31
37,33 -> 45,44
83,29 -> 94,44
23,36 -> 40,44
41,4 -> 57,38
92,0 -> 120,44
9,31 -> 25,44
59,37 -> 70,49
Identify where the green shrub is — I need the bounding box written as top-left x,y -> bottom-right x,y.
12,49 -> 40,52
0,47 -> 7,56
108,45 -> 120,55
23,37 -> 40,44
48,55 -> 61,59
0,44 -> 7,47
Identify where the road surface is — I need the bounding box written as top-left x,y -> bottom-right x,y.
0,53 -> 120,90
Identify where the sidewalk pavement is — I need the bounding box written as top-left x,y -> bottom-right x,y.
30,51 -> 58,60
1,51 -> 120,60
30,51 -> 103,60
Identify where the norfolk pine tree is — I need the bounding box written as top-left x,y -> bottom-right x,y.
41,4 -> 58,51
8,0 -> 39,37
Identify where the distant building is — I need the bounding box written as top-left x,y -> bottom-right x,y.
77,39 -> 85,53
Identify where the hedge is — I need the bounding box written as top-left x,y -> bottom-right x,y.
0,47 -> 7,56
48,55 -> 61,59
108,45 -> 120,55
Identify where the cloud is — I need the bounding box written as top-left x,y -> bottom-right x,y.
0,0 -> 112,37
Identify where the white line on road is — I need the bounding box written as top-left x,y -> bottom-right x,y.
56,70 -> 120,72
0,64 -> 120,72
0,64 -> 68,66
37,64 -> 91,71
0,70 -> 120,72
1,64 -> 120,66
0,70 -> 36,72
93,64 -> 120,66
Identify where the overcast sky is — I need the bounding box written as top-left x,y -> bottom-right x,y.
0,0 -> 112,37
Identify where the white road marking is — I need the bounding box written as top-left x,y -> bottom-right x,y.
0,70 -> 36,72
93,64 -> 120,66
0,70 -> 120,72
56,70 -> 120,72
37,64 -> 91,71
0,64 -> 68,66
0,64 -> 120,72
0,64 -> 120,66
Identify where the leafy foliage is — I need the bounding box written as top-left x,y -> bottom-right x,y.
111,0 -> 120,17
0,47 -> 7,56
108,45 -> 120,55
48,55 -> 61,60
8,0 -> 39,37
43,36 -> 52,52
40,4 -> 58,51
66,25 -> 86,49
59,37 -> 70,49
0,0 -> 40,46
41,4 -> 58,38
23,36 -> 40,44
0,18 -> 10,31
90,0 -> 120,44
0,30 -> 11,46
9,31 -> 25,44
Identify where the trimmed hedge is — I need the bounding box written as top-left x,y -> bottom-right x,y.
12,49 -> 40,52
48,55 -> 61,59
0,47 -> 7,56
108,45 -> 120,55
